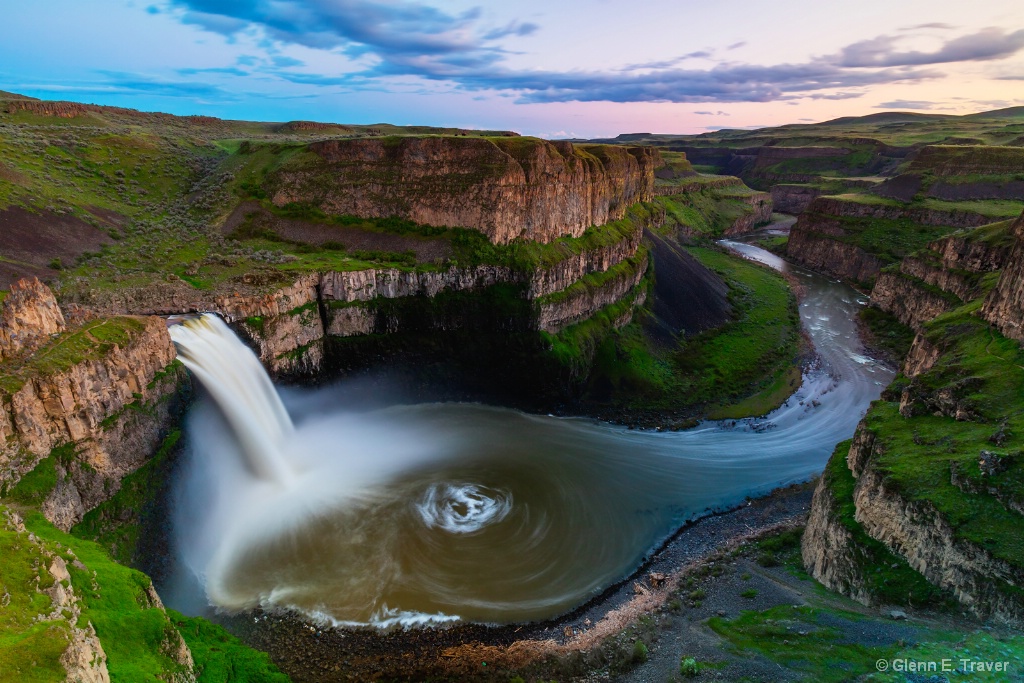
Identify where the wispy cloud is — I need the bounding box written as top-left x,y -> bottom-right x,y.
12,72 -> 232,100
899,22 -> 956,31
96,71 -> 232,98
874,99 -> 938,110
177,66 -> 250,76
835,28 -> 1024,67
623,51 -> 713,70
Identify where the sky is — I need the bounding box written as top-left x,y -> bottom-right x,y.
2,0 -> 1024,138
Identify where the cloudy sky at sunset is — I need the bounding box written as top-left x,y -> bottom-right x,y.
3,0 -> 1024,137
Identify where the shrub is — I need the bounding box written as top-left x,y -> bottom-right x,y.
632,639 -> 649,664
680,656 -> 700,677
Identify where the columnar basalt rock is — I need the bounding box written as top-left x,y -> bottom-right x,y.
267,137 -> 661,244
852,458 -> 1024,624
800,474 -> 874,605
869,217 -> 1014,329
869,272 -> 959,331
902,333 -> 941,377
786,228 -> 883,285
537,253 -> 649,333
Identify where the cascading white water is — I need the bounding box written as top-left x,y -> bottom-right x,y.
169,315 -> 295,486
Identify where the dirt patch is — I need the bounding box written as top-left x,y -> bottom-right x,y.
0,161 -> 29,186
85,206 -> 128,228
223,203 -> 454,264
0,206 -> 113,288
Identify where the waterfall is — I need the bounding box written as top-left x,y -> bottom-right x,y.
168,314 -> 295,486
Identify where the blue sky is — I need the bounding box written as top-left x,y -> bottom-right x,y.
3,0 -> 1024,137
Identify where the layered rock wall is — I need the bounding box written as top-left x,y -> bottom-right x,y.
804,424 -> 1024,624
786,227 -> 883,285
869,271 -> 959,330
800,470 -> 874,606
868,216 -> 1013,329
802,196 -> 998,230
788,196 -> 1002,285
267,137 -> 662,244
0,283 -> 185,529
537,252 -> 649,333
724,192 -> 773,235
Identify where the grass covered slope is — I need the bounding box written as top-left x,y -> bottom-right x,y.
1,432 -> 292,682
0,502 -> 193,682
874,303 -> 1024,567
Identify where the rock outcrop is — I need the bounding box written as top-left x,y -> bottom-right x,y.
786,227 -> 883,285
804,424 -> 1024,624
537,252 -> 649,333
1,505 -> 197,681
724,191 -> 773,235
770,184 -> 821,214
0,277 -> 66,361
266,137 -> 662,244
869,216 -> 1014,329
983,213 -> 1024,343
800,462 -> 874,606
851,442 -> 1024,623
4,99 -> 94,118
903,333 -> 941,377
0,281 -> 186,529
801,196 -> 999,231
874,146 -> 1024,202
869,271 -> 959,331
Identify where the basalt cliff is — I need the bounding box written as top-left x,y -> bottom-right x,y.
265,137 -> 662,244
0,278 -> 186,530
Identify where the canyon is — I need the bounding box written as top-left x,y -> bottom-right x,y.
4,91 -> 1024,682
